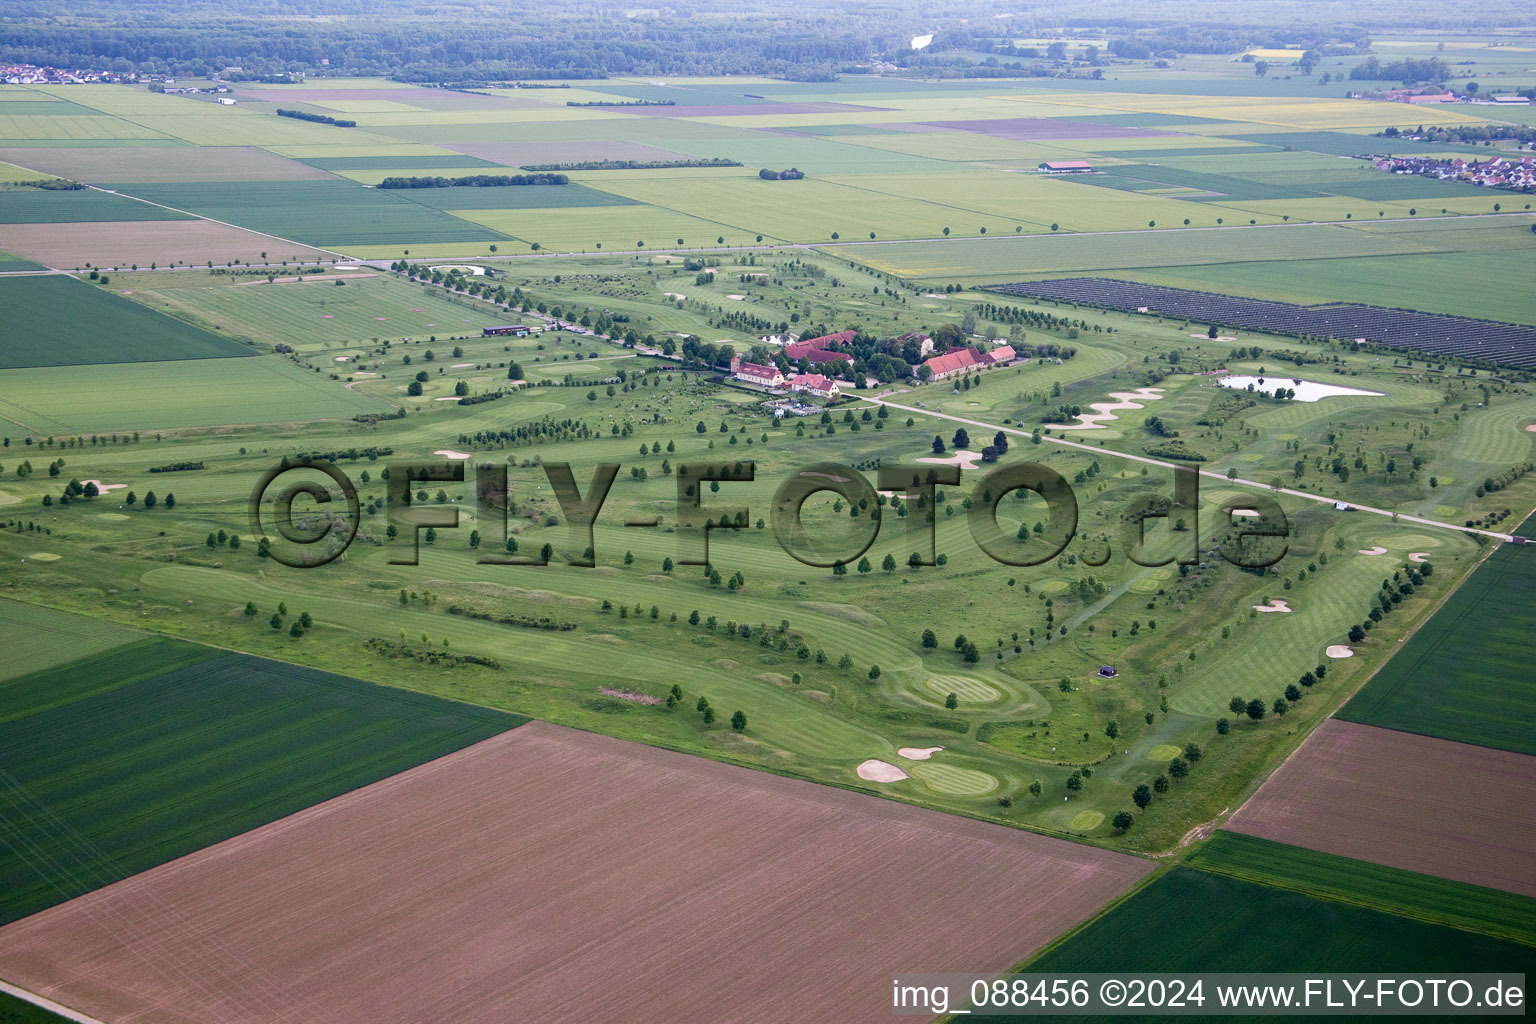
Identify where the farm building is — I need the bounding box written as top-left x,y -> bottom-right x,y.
733,362 -> 784,388
1038,160 -> 1092,173
898,331 -> 935,357
1098,665 -> 1118,678
216,97 -> 237,105
986,344 -> 1018,366
923,347 -> 987,380
789,373 -> 840,398
483,325 -> 530,337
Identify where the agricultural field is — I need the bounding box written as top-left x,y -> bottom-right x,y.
1186,831 -> 1536,946
0,635 -> 523,925
0,721 -> 1150,1024
0,275 -> 253,367
1336,517 -> 1536,753
1227,720 -> 1536,898
0,26 -> 1534,1019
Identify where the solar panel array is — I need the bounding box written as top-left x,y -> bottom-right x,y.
988,278 -> 1536,370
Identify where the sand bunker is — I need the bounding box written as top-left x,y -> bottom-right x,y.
333,356 -> 349,362
1253,599 -> 1291,613
663,292 -> 686,300
898,746 -> 944,761
0,491 -> 22,506
1524,424 -> 1536,433
917,449 -> 984,469
1191,333 -> 1236,341
80,479 -> 126,493
1230,508 -> 1260,517
856,759 -> 908,783
1326,645 -> 1355,659
1409,552 -> 1431,563
451,362 -> 474,368
726,294 -> 746,300
1358,546 -> 1388,555
1044,387 -> 1165,430
433,450 -> 472,460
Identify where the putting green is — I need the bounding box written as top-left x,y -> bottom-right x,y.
97,512 -> 130,521
1069,810 -> 1105,832
23,552 -> 61,562
1037,578 -> 1071,596
1130,577 -> 1164,594
1147,743 -> 1182,761
924,674 -> 1002,704
908,762 -> 998,796
1432,475 -> 1455,486
1379,532 -> 1443,550
1433,505 -> 1458,517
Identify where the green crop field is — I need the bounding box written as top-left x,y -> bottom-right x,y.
0,991 -> 66,1024
1336,521 -> 1536,755
0,599 -> 141,682
105,180 -> 508,247
1000,867 -> 1536,986
0,275 -> 254,368
1187,832 -> 1536,947
0,187 -> 191,223
0,248 -> 43,271
0,353 -> 388,432
0,636 -> 523,925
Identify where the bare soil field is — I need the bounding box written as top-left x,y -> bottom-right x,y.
0,721 -> 1150,1024
2,220 -> 330,268
1228,720 -> 1536,898
0,146 -> 335,184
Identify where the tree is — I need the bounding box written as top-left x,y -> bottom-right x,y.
952,427 -> 970,450
931,435 -> 945,454
882,553 -> 896,572
143,490 -> 157,509
1228,696 -> 1246,716
407,380 -> 423,396
1284,683 -> 1302,702
731,710 -> 747,731
703,706 -> 716,725
1216,717 -> 1230,735
1112,811 -> 1135,832
1168,757 -> 1188,779
1246,698 -> 1267,721
921,628 -> 937,648
696,695 -> 710,712
289,621 -> 305,638
945,691 -> 958,710
1065,773 -> 1082,794
244,601 -> 258,616
299,611 -> 312,629
857,556 -> 871,574
868,664 -> 881,681
269,612 -> 283,630
1184,743 -> 1203,763
1105,721 -> 1119,740
1132,785 -> 1152,810
1028,780 -> 1042,798
1273,697 -> 1290,717
1153,774 -> 1169,794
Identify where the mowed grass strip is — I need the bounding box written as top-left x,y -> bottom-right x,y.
1187,832 -> 1536,947
995,868 -> 1536,991
103,180 -> 508,247
0,275 -> 253,368
0,642 -> 525,926
1337,540 -> 1536,754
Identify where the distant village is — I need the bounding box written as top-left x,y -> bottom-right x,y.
1368,153 -> 1536,192
2,62 -> 303,88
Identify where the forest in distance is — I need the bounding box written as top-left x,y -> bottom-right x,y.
2,0 -> 1533,81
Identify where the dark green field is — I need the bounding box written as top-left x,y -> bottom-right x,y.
104,179 -> 508,246
0,992 -> 66,1024
1336,530 -> 1536,755
0,188 -> 191,223
0,636 -> 524,925
0,275 -> 254,367
1187,832 -> 1536,947
972,868 -> 1536,1021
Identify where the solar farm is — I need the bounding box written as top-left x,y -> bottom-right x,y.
1,11 -> 1534,1023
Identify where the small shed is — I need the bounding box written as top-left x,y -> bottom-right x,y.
1098,665 -> 1118,678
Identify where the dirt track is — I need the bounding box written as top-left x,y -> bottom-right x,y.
1228,719 -> 1536,897
0,721 -> 1151,1024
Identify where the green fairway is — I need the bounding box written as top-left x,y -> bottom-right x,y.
1187,832 -> 1536,947
1336,527 -> 1536,755
0,275 -> 254,368
0,636 -> 524,925
104,179 -> 508,247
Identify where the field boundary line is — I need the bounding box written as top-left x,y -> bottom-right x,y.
0,979 -> 110,1024
861,396 -> 1518,542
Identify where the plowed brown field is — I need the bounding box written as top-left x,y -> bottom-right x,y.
1228,719 -> 1536,898
0,721 -> 1151,1024
1,220 -> 331,268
